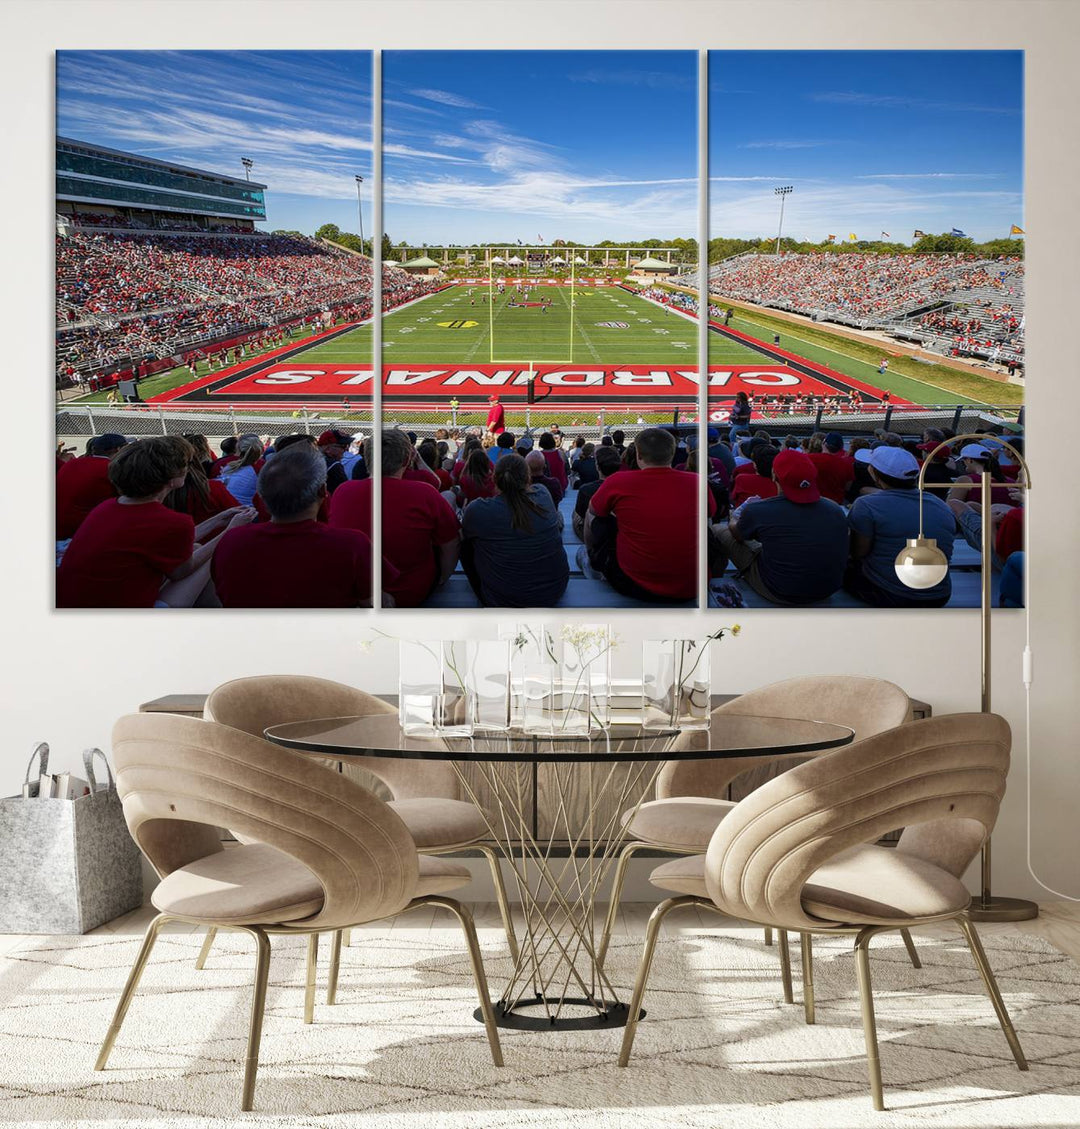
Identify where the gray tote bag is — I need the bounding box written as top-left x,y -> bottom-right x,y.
0,744 -> 143,933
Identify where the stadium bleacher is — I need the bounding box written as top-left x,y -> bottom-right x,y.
704,252 -> 1025,365
55,230 -> 440,384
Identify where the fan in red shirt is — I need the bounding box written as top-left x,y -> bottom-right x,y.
55,433 -> 127,539
807,433 -> 855,505
586,427 -> 713,602
214,444 -> 394,607
731,445 -> 780,508
486,394 -> 506,436
57,436 -> 255,608
538,431 -> 569,489
329,429 -> 460,607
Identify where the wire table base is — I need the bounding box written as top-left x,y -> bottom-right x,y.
451,741 -> 673,1031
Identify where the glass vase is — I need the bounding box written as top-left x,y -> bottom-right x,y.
642,639 -> 712,731
500,623 -> 559,727
520,662 -> 593,736
467,639 -> 511,732
398,640 -> 473,736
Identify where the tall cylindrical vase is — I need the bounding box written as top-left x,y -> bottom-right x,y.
642,639 -> 712,731
399,640 -> 474,736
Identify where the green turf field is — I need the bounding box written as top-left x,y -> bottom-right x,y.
372,284 -> 697,365
704,298 -> 1022,408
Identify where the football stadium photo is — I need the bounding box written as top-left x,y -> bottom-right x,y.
54,48 -> 1024,611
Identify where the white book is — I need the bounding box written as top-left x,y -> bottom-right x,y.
38,773 -> 55,799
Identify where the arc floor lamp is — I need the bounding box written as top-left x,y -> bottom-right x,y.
893,432 -> 1038,923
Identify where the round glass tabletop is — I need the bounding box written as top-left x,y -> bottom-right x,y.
265,712 -> 855,763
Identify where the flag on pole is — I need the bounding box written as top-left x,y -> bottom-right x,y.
913,229 -> 927,239
950,227 -> 968,237
1010,224 -> 1025,235
881,231 -> 890,239
826,234 -> 836,243
537,235 -> 544,243
848,233 -> 857,242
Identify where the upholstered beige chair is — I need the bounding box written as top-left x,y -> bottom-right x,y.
618,712 -> 1027,1111
97,713 -> 502,1112
599,675 -> 916,1009
200,675 -> 518,1000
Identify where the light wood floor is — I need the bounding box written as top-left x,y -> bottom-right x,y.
2,899 -> 1078,962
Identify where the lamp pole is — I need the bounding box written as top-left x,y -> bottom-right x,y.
900,433 -> 1038,922
774,185 -> 793,255
355,175 -> 366,255
240,157 -> 254,182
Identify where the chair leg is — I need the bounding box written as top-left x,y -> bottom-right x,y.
956,913 -> 1028,1071
764,926 -> 774,947
476,843 -> 519,963
422,896 -> 503,1067
778,929 -> 794,1005
239,927 -> 272,1113
342,928 -> 352,948
854,927 -> 886,1111
326,929 -> 343,1005
195,926 -> 217,970
618,896 -> 697,1067
800,932 -> 815,1024
900,927 -> 922,969
95,912 -> 168,1070
598,841 -> 650,970
303,933 -> 319,1024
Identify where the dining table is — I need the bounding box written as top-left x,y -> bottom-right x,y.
265,712 -> 854,1032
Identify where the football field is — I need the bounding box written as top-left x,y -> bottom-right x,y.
302,283 -> 698,367
150,283 -> 900,411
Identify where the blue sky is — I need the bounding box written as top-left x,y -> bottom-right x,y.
382,51 -> 697,244
56,51 -> 374,234
56,50 -> 1022,244
709,51 -> 1023,242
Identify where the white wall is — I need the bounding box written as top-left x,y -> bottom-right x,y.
1,0 -> 1077,903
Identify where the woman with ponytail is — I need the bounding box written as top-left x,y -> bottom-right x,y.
460,453 -> 568,606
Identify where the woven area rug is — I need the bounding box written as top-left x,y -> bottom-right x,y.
0,924 -> 1078,1127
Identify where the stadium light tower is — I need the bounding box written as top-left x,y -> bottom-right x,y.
774,185 -> 794,254
355,175 -> 366,254
241,157 -> 254,181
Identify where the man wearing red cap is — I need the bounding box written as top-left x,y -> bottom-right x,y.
486,394 -> 506,437
715,449 -> 848,604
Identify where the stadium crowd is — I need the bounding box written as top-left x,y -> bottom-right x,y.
55,231 -> 442,384
54,410 -> 1023,609
707,253 -> 1024,325
706,424 -> 1025,608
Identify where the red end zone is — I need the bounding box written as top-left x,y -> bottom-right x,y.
156,362 -> 906,406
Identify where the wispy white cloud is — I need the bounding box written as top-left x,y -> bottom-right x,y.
413,87 -> 489,110
856,172 -> 1003,180
809,90 -> 1020,115
740,139 -> 834,150
569,67 -> 694,91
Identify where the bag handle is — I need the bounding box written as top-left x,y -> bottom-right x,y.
82,748 -> 115,794
24,742 -> 49,784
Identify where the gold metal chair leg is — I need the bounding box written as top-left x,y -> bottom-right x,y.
900,927 -> 922,969
303,933 -> 319,1024
598,841 -> 650,970
956,913 -> 1028,1071
239,927 -> 272,1113
421,896 -> 503,1067
326,929 -> 343,1005
618,895 -> 697,1067
342,928 -> 352,948
854,928 -> 885,1111
95,912 -> 168,1071
764,926 -> 773,946
195,926 -> 217,970
476,843 -> 519,962
778,929 -> 794,1005
800,932 -> 815,1024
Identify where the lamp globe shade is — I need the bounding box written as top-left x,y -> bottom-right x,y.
894,537 -> 950,590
